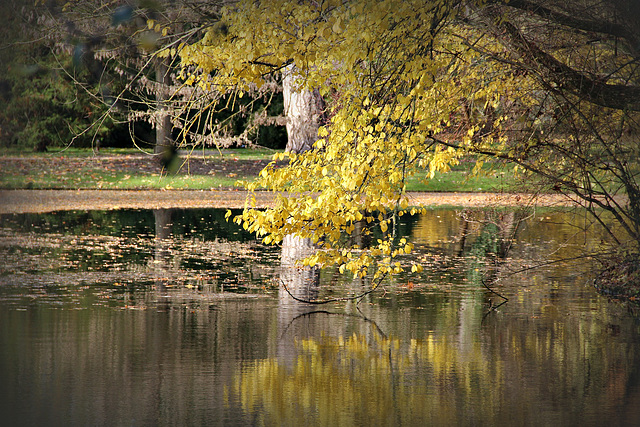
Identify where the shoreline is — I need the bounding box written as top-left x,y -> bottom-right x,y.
0,189 -> 577,214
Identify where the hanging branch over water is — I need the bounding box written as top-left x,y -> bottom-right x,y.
279,273 -> 388,305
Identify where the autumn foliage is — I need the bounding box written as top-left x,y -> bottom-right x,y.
174,0 -> 639,285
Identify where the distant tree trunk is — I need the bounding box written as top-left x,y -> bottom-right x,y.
155,59 -> 174,165
282,65 -> 325,154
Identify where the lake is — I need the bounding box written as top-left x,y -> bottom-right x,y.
1,207 -> 639,426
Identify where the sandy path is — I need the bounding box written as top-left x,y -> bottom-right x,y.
0,189 -> 575,214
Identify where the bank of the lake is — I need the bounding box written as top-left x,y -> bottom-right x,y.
0,189 -> 577,214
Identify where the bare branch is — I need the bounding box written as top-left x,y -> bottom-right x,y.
475,2 -> 640,112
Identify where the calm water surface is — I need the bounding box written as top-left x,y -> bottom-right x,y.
0,207 -> 639,426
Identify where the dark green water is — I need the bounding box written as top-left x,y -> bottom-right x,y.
0,207 -> 639,426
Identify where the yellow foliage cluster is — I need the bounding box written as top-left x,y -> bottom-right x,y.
177,0 -> 535,282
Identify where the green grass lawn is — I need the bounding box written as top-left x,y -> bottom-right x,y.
1,147 -> 143,157
177,147 -> 281,160
406,164 -> 520,192
1,146 -> 280,159
0,148 -> 523,192
0,171 -> 243,190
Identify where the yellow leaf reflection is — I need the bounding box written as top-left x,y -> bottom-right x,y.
228,333 -> 503,426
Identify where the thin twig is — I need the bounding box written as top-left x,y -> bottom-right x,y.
279,274 -> 385,305
278,309 -> 388,342
501,253 -> 597,277
481,277 -> 509,301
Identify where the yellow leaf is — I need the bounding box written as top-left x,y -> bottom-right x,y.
332,17 -> 342,33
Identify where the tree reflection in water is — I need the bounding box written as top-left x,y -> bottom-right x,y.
279,234 -> 319,306
278,234 -> 320,363
231,306 -> 640,426
153,208 -> 174,289
459,209 -> 528,314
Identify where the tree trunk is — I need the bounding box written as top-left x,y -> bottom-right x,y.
278,64 -> 324,314
282,65 -> 325,154
155,59 -> 174,163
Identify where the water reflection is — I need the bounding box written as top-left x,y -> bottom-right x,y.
231,295 -> 640,426
153,208 -> 173,288
0,207 -> 639,425
0,209 -> 280,306
279,234 -> 319,305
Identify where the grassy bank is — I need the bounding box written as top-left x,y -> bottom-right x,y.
0,148 -> 522,192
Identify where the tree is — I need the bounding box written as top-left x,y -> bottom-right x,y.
448,0 -> 640,296
13,0 -> 286,159
0,0 -> 123,151
193,0 -> 474,285
461,0 -> 640,244
30,0 -> 205,156
456,0 -> 640,290
175,0 -> 638,292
